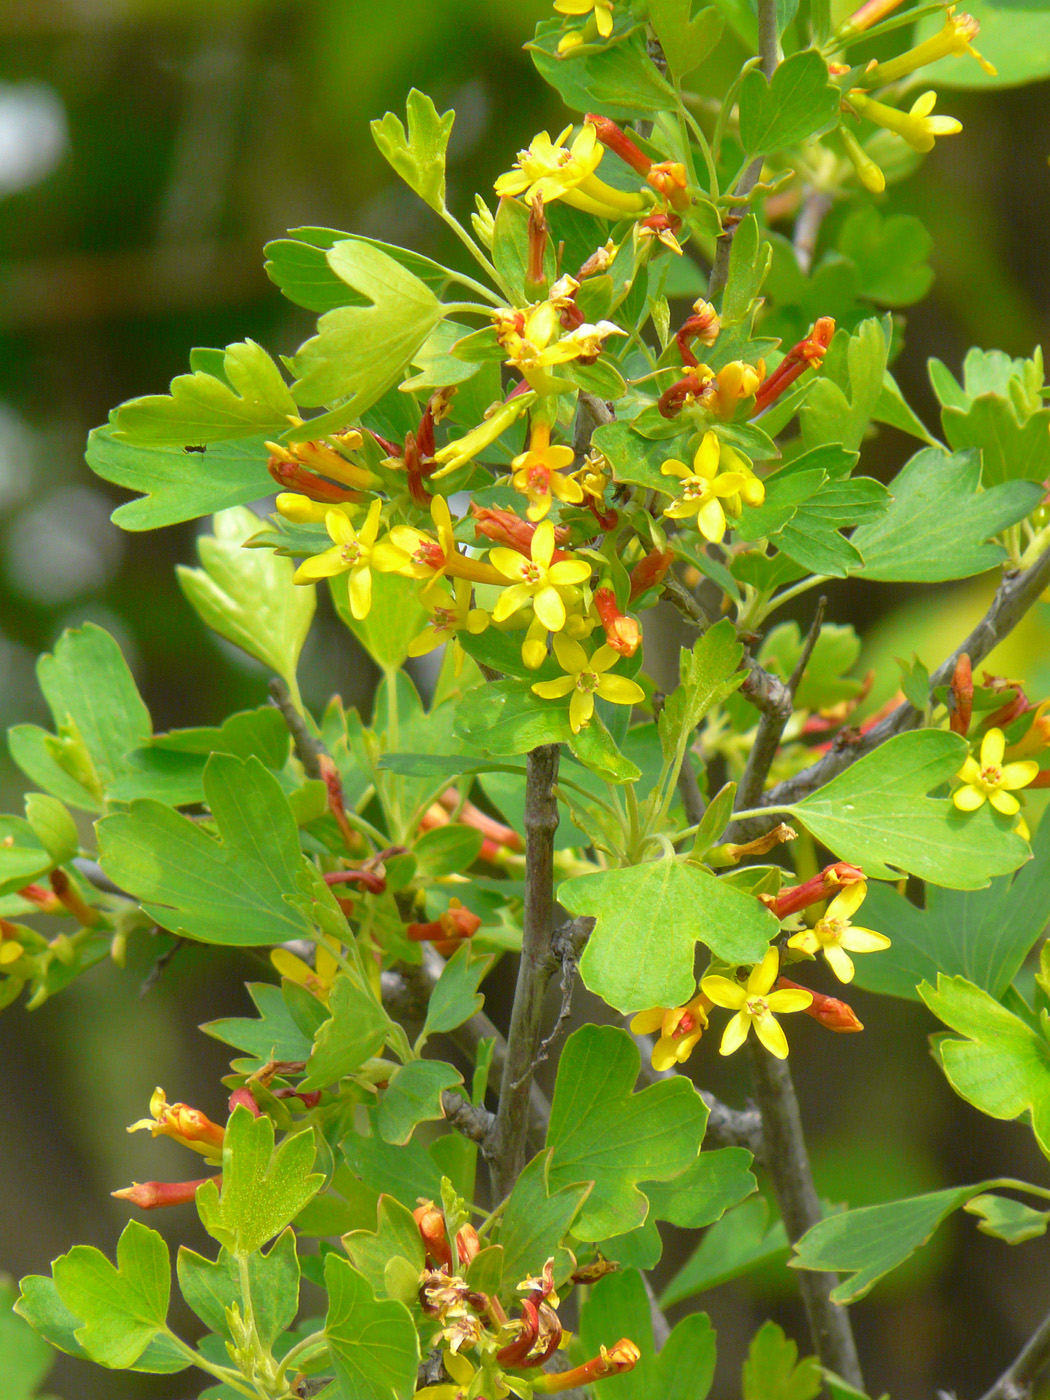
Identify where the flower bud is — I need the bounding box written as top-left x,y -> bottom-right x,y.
594,587 -> 641,657
534,1339 -> 641,1392
413,1200 -> 454,1269
777,976 -> 864,1032
628,547 -> 674,600
127,1088 -> 226,1161
112,1177 -> 217,1209
587,113 -> 652,175
763,862 -> 866,920
949,653 -> 973,736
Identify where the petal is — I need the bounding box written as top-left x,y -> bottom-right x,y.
692,431 -> 720,479
699,975 -> 746,1010
493,584 -> 529,621
408,630 -> 443,657
359,496 -> 383,546
1001,760 -> 1040,790
753,1012 -> 789,1059
841,927 -> 891,953
270,949 -> 312,985
325,509 -> 355,544
532,676 -> 575,699
431,495 -> 453,537
371,539 -> 411,572
596,674 -> 645,705
828,881 -> 867,921
551,475 -> 585,504
767,989 -> 814,1013
650,1039 -> 679,1072
981,727 -> 1006,768
590,643 -> 622,673
293,547 -> 346,583
489,548 -> 527,581
548,560 -> 593,586
990,789 -> 1020,816
953,784 -> 986,812
663,498 -> 703,520
548,446 -> 576,470
710,472 -> 749,498
348,566 -> 372,620
958,756 -> 982,783
696,497 -> 727,543
630,1007 -> 667,1035
786,930 -> 819,956
748,946 -> 780,996
553,633 -> 589,674
534,586 -> 567,632
822,945 -> 856,983
660,458 -> 689,479
719,1011 -> 752,1057
569,688 -> 594,732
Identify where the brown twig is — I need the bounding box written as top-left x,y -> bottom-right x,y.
976,1306 -> 1050,1400
269,676 -> 322,780
488,745 -> 562,1198
441,1091 -> 496,1147
511,916 -> 594,1089
747,1041 -> 865,1387
793,189 -> 833,276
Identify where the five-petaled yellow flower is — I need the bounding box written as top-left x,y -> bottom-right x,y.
849,89 -> 962,154
407,577 -> 490,660
532,634 -> 644,733
490,521 -> 592,633
292,497 -> 408,618
554,0 -> 614,39
512,420 -> 582,522
660,432 -> 758,543
494,123 -> 647,219
953,727 -> 1039,817
271,934 -> 342,1004
630,992 -> 711,1071
701,948 -> 812,1059
785,882 -> 890,984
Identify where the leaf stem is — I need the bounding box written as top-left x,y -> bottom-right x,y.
280,1328 -> 329,1377
439,209 -> 514,302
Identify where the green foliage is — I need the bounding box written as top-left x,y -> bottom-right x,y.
499,1151 -> 591,1289
177,1229 -> 299,1347
742,1321 -> 821,1400
738,51 -> 841,155
370,90 -> 455,213
662,1195 -> 789,1307
0,1278 -> 58,1400
323,1254 -> 419,1400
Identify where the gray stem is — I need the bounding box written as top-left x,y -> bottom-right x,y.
977,1306 -> 1050,1400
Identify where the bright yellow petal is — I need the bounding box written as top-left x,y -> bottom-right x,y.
493,584 -> 530,621
534,586 -> 567,632
767,988 -> 814,1013
1001,760 -> 1040,790
293,547 -> 347,583
533,521 -> 556,569
753,1011 -> 789,1059
700,975 -> 747,1010
719,1010 -> 752,1056
990,789 -> 1020,816
958,755 -> 982,783
981,727 -> 1006,768
553,633 -> 589,674
786,930 -> 819,956
532,676 -> 575,699
569,687 -> 594,732
953,784 -> 986,812
696,497 -> 727,543
489,547 -> 527,581
660,458 -> 689,480
548,560 -> 593,586
371,539 -> 411,572
693,431 -> 720,478
270,949 -> 312,985
595,674 -> 645,705
827,881 -> 867,921
348,565 -> 372,620
630,1007 -> 667,1035
650,1039 -> 679,1072
841,927 -> 891,953
325,509 -> 356,545
748,946 -> 780,997
358,496 -> 383,546
823,945 -> 856,983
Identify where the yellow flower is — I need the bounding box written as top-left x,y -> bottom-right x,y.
659,432 -> 755,542
849,89 -> 962,154
512,421 -> 582,522
431,394 -> 535,478
494,302 -> 625,394
701,948 -> 812,1059
839,128 -> 886,194
866,7 -> 996,83
786,882 -> 890,984
494,123 -> 648,219
127,1088 -> 226,1161
408,578 -> 490,660
953,727 -> 1039,817
710,360 -> 765,418
490,521 -> 592,633
292,498 -> 409,618
630,992 -> 711,1071
271,934 -> 341,1004
531,634 -> 644,733
275,493 -> 358,526
554,0 -> 615,39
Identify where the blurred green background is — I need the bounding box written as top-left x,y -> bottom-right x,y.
1,2 -> 1049,1397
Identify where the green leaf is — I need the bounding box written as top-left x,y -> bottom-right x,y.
176,1229 -> 299,1348
645,1146 -> 758,1229
579,1269 -> 717,1400
330,567 -> 431,672
498,1151 -> 591,1292
492,195 -> 558,304
563,859 -> 778,1014
113,340 -> 296,445
661,1195 -> 789,1307
800,318 -> 887,453
343,1195 -> 426,1299
875,371 -> 941,447
24,794 -> 79,866
920,974 -> 1050,1158
722,215 -> 771,325
370,89 -> 454,212
790,1184 -> 982,1303
837,207 -> 933,307
291,238 -> 445,413
13,1276 -> 87,1365
324,1254 -> 419,1400
739,50 -> 840,155
964,1193 -> 1050,1244
378,1059 -> 463,1145
196,1106 -> 323,1256
545,1025 -> 709,1240
87,424 -> 277,532
177,506 -> 314,693
742,1321 -> 821,1400
0,1276 -> 57,1400
942,396 -> 1050,488
301,972 -> 391,1091
529,27 -> 678,117
785,729 -> 1030,887
852,811 -> 1050,1001
849,448 -> 1042,581
413,824 -> 485,877
454,679 -> 573,756
421,944 -> 492,1043
202,982 -> 315,1065
759,621 -> 862,711
378,753 -> 524,781
50,1220 -> 175,1370
648,0 -> 725,79
568,712 -> 642,784
97,754 -> 315,946
8,624 -> 152,813
341,1134 -> 444,1212
658,619 -> 745,765
0,818 -> 53,899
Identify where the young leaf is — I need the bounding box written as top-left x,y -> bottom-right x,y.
742,1320 -> 821,1400
177,506 -> 314,694
545,1025 -> 709,1240
849,448 -> 1043,581
563,858 -> 778,1013
658,619 -> 745,764
324,1254 -> 420,1400
964,1193 -> 1050,1244
921,974 -> 1050,1158
644,1146 -> 758,1230
330,568 -> 432,673
800,318 -> 887,453
0,818 -> 53,899
202,982 -> 316,1066
176,1229 -> 299,1348
942,396 -> 1050,488
421,944 -> 492,1044
300,973 -> 391,1091
648,0 -> 724,80
50,1220 -> 176,1370
113,340 -> 297,445
738,51 -> 840,156
790,1184 -> 984,1303
97,754 -> 315,946
722,215 -> 770,326
196,1106 -> 323,1257
454,678 -> 574,755
377,1060 -> 464,1145
291,238 -> 445,412
852,810 -> 1050,1001
785,729 -> 1030,887
343,1195 -> 426,1299
0,1277 -> 56,1400
371,89 -> 455,213
498,1151 -> 592,1293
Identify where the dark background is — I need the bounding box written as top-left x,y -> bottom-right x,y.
1,2 -> 1049,1396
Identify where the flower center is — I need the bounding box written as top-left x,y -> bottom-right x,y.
431,608 -> 455,634
340,542 -> 364,566
527,465 -> 550,492
522,562 -> 542,584
575,669 -> 599,694
746,995 -> 769,1016
980,764 -> 1003,789
675,1011 -> 697,1036
681,476 -> 713,501
817,915 -> 848,944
